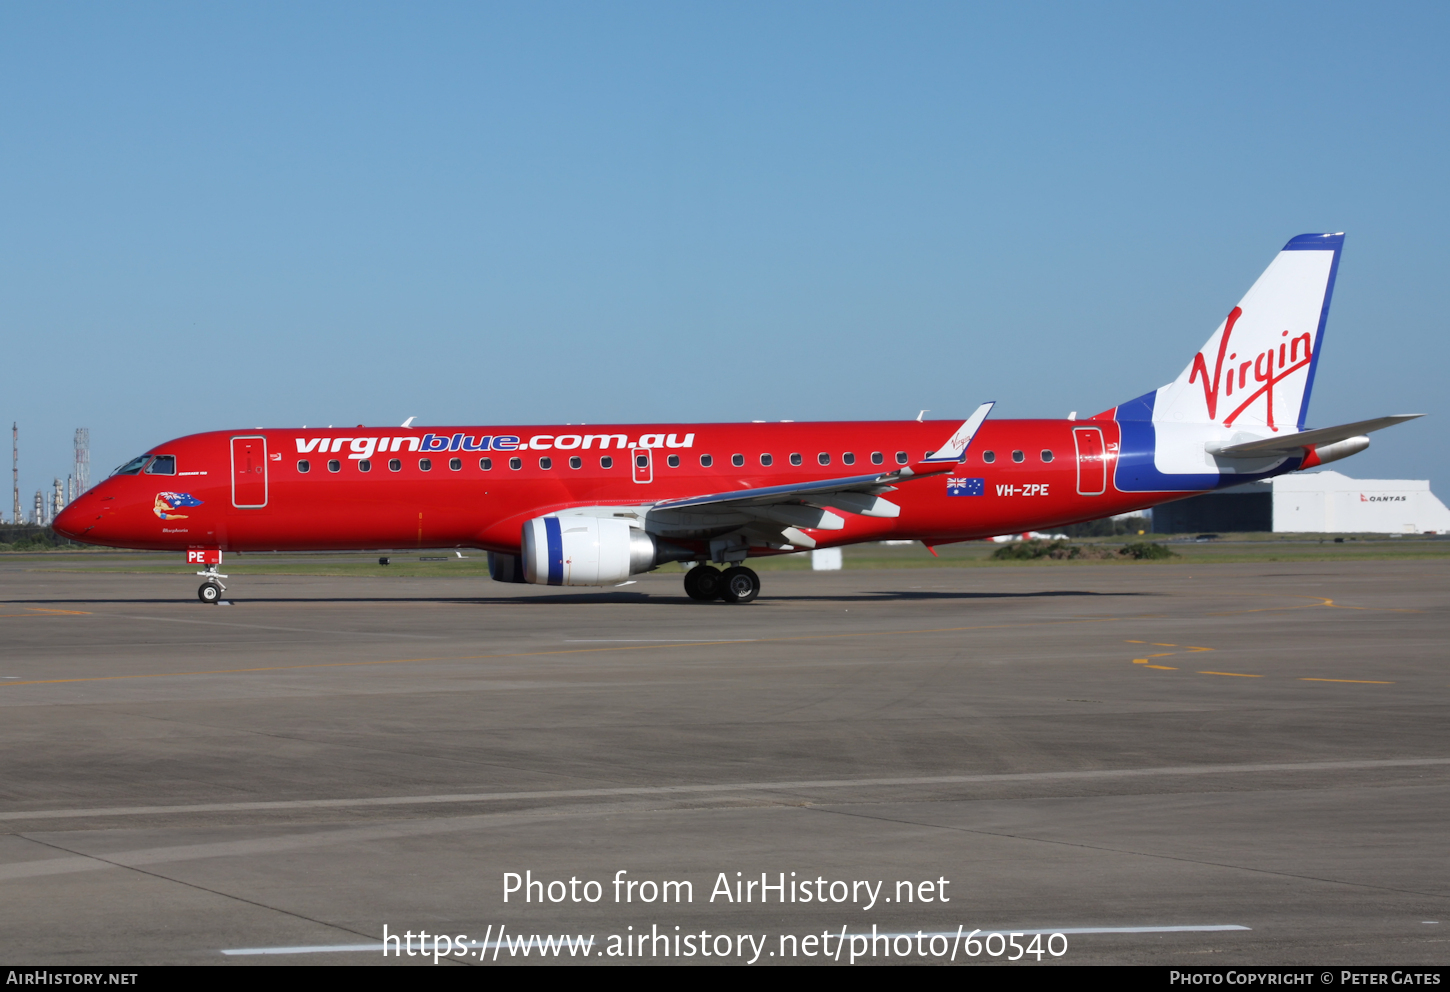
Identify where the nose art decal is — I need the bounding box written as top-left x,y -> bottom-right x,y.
154,492 -> 204,520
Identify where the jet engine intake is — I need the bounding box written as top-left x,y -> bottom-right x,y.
521,515 -> 691,586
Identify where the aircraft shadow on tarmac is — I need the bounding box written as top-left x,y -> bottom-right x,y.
798,588 -> 1153,602
446,588 -> 1153,606
0,589 -> 1153,607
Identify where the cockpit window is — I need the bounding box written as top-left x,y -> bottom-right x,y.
112,455 -> 151,476
144,455 -> 176,475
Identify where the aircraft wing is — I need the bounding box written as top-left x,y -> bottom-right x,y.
1212,414 -> 1423,457
648,406 -> 994,547
653,469 -> 911,515
653,403 -> 995,516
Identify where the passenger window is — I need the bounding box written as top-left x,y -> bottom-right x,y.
539,457 -> 552,470
700,454 -> 713,467
667,454 -> 680,468
1041,449 -> 1054,463
390,458 -> 402,471
818,453 -> 830,466
419,458 -> 432,471
982,451 -> 996,463
870,451 -> 883,465
760,454 -> 773,466
297,460 -> 311,473
635,453 -> 649,468
358,459 -> 372,472
732,454 -> 744,467
144,455 -> 176,475
479,458 -> 491,471
842,452 -> 855,466
328,460 -> 341,473
1012,450 -> 1024,463
449,457 -> 462,471
509,457 -> 522,470
569,456 -> 582,469
790,453 -> 802,466
895,451 -> 908,465
601,456 -> 614,469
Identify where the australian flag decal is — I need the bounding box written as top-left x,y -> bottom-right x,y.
946,477 -> 984,496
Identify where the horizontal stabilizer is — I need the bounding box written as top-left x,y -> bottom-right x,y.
1211,414 -> 1423,457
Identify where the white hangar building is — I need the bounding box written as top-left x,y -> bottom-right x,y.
1271,471 -> 1450,535
1152,471 -> 1450,535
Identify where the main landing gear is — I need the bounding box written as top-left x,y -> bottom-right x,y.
683,564 -> 760,604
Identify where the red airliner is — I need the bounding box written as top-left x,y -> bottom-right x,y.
53,234 -> 1418,604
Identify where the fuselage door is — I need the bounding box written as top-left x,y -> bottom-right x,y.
231,435 -> 268,508
632,446 -> 653,484
1073,427 -> 1106,496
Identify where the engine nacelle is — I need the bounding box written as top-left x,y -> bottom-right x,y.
522,515 -> 668,586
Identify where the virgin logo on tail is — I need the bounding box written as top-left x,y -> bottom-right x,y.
1188,307 -> 1313,432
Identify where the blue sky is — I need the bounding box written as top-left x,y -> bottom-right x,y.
2,2 -> 1447,506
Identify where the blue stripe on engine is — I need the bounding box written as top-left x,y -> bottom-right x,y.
544,516 -> 563,585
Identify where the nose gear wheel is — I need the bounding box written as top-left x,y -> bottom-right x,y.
195,563 -> 228,604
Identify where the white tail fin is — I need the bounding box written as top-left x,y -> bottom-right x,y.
1150,233 -> 1343,432
1111,234 -> 1346,492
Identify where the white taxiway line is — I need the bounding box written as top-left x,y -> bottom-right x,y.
3,756 -> 1447,823
221,925 -> 1252,955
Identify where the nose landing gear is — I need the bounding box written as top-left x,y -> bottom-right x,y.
187,550 -> 228,604
197,565 -> 228,604
683,564 -> 760,603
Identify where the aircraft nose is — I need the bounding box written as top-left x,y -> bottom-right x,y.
52,501 -> 86,539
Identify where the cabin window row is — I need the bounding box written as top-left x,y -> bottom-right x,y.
294,448 -> 1058,474
297,450 -> 915,474
978,450 -> 1055,464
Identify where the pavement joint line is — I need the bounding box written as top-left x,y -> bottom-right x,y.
0,616 -> 1128,687
3,757 -> 1448,822
805,805 -> 1450,903
15,834 -> 382,948
52,611 -> 452,639
219,925 -> 1255,956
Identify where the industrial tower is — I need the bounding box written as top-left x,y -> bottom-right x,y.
74,428 -> 90,496
11,423 -> 18,526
